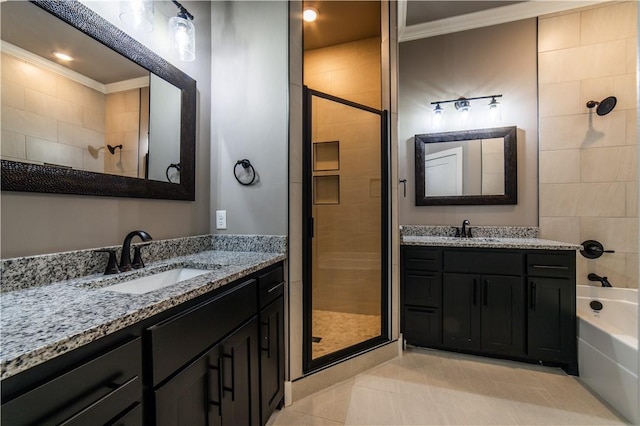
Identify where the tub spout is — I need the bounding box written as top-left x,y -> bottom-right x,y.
588,273 -> 613,287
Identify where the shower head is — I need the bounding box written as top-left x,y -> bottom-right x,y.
107,144 -> 123,155
586,96 -> 617,116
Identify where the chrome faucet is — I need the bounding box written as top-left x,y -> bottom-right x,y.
119,230 -> 152,271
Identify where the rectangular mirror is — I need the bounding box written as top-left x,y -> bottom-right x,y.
1,0 -> 196,200
415,126 -> 517,205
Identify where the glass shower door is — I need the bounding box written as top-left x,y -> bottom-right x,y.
303,88 -> 389,371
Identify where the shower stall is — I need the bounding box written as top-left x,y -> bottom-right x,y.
302,87 -> 390,372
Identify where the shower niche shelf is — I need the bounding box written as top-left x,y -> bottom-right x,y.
313,175 -> 340,205
313,141 -> 340,171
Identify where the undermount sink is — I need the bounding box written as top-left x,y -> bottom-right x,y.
100,268 -> 211,294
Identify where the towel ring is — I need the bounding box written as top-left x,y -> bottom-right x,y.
234,159 -> 256,186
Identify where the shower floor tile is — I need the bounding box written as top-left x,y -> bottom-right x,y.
312,310 -> 381,359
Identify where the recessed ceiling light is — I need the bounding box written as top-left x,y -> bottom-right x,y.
52,51 -> 73,61
303,7 -> 318,22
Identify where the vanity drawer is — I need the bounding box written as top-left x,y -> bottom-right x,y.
146,279 -> 257,387
259,265 -> 284,308
1,337 -> 141,426
527,252 -> 573,278
444,250 -> 523,276
403,247 -> 441,271
403,306 -> 442,347
403,272 -> 442,307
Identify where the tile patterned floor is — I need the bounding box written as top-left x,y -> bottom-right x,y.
312,310 -> 381,359
269,347 -> 629,425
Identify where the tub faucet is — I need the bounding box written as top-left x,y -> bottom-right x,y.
119,230 -> 153,271
588,273 -> 612,287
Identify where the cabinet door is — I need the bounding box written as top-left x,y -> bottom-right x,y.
220,318 -> 261,426
260,297 -> 285,424
480,275 -> 525,356
403,306 -> 442,346
442,273 -> 480,350
528,277 -> 576,363
154,346 -> 217,426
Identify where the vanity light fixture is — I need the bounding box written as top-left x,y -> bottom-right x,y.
119,0 -> 154,33
52,51 -> 73,61
488,96 -> 501,122
169,0 -> 196,62
430,94 -> 503,117
303,7 -> 319,22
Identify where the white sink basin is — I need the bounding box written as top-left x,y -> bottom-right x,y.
100,268 -> 211,294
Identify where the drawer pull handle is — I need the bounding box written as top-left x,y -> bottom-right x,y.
261,319 -> 271,356
222,353 -> 235,401
267,282 -> 284,293
208,358 -> 223,417
530,282 -> 537,310
531,265 -> 568,270
407,307 -> 436,314
59,376 -> 139,425
473,279 -> 478,306
483,279 -> 489,306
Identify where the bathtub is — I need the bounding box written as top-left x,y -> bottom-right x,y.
577,285 -> 638,424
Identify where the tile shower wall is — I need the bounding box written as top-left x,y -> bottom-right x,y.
1,52 -> 106,173
305,37 -> 382,315
105,89 -> 141,177
538,1 -> 638,288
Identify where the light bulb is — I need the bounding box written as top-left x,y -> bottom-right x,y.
52,51 -> 73,61
303,7 -> 319,22
488,97 -> 501,123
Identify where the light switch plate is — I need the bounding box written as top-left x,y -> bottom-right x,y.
216,210 -> 227,229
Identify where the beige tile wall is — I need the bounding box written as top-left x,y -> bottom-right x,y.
104,89 -> 141,177
305,37 -> 383,314
538,1 -> 638,288
1,52 -> 106,172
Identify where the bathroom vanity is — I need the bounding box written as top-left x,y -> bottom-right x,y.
0,237 -> 286,426
401,228 -> 580,374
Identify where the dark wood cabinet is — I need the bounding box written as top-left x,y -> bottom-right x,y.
1,262 -> 285,426
442,273 -> 524,356
526,252 -> 576,373
1,338 -> 142,426
258,267 -> 285,424
154,318 -> 260,426
401,245 -> 575,373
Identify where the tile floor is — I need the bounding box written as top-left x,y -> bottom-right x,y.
269,347 -> 629,425
312,310 -> 381,359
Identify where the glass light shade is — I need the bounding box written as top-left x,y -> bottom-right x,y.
169,16 -> 196,62
119,0 -> 154,33
489,98 -> 501,123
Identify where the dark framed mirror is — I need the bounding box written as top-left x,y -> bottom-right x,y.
1,0 -> 196,200
415,126 -> 517,206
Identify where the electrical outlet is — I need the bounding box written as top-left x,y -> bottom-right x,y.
216,210 -> 227,229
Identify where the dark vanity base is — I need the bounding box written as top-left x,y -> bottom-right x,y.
1,262 -> 285,426
401,245 -> 577,376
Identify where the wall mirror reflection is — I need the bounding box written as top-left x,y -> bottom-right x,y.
415,126 -> 517,205
1,0 -> 196,200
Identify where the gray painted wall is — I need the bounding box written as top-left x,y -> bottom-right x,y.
210,1 -> 289,236
1,1 -> 212,257
398,18 -> 538,226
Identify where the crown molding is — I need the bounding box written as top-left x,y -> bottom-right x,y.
1,41 -> 149,94
399,0 -> 606,42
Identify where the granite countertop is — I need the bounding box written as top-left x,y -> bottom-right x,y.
0,249 -> 286,380
401,235 -> 582,250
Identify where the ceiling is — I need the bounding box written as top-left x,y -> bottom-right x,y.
1,1 -> 147,84
303,1 -> 381,51
303,0 -> 604,48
